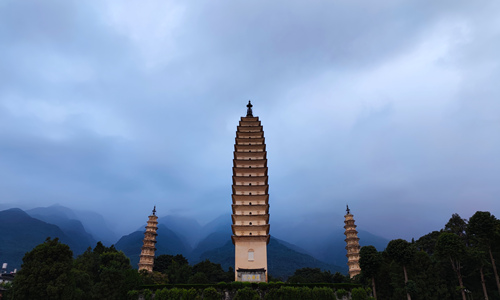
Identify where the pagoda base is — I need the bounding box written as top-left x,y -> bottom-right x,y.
236,268 -> 266,282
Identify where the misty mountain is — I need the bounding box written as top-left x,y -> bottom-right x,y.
114,212 -> 385,276
157,215 -> 202,248
115,224 -> 191,268
26,205 -> 96,249
283,228 -> 389,267
189,231 -> 230,263
26,204 -> 118,245
198,237 -> 347,279
271,213 -> 389,268
2,204 -> 386,277
189,214 -> 233,262
0,208 -> 92,269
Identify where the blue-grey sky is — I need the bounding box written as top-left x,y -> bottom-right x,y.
1,0 -> 499,241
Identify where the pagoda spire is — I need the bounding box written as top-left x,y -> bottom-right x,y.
138,207 -> 159,272
246,100 -> 253,117
231,101 -> 270,282
344,205 -> 361,278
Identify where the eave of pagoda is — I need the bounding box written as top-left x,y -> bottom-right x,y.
232,185 -> 269,195
232,235 -> 270,244
233,159 -> 268,168
234,145 -> 266,152
232,194 -> 269,202
237,126 -> 263,132
235,137 -> 265,144
234,151 -> 266,159
232,204 -> 269,214
232,224 -> 270,235
232,214 -> 269,223
232,176 -> 268,185
236,132 -> 264,138
239,118 -> 260,124
233,167 -> 268,176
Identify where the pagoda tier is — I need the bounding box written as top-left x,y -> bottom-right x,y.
138,207 -> 159,273
344,206 -> 361,278
232,101 -> 270,282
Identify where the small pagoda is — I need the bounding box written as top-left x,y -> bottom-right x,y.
138,206 -> 159,272
344,205 -> 361,278
231,101 -> 270,282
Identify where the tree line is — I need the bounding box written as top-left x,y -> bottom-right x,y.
359,211 -> 500,300
3,210 -> 498,299
1,239 -> 235,300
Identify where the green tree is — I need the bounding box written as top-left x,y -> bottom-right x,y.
73,242 -> 141,300
445,213 -> 468,239
154,254 -> 192,283
467,246 -> 490,300
359,246 -> 382,299
414,230 -> 442,255
332,271 -> 348,283
190,260 -> 228,283
467,211 -> 500,296
12,237 -> 75,300
435,232 -> 467,300
386,239 -> 415,300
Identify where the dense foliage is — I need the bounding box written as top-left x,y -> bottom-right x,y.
134,284 -> 367,300
359,210 -> 500,300
8,240 -> 141,300
11,238 -> 75,300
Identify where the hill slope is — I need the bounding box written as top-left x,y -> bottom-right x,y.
26,205 -> 96,251
26,204 -> 117,245
0,208 -> 88,269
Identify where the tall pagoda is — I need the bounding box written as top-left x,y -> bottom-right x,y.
231,101 -> 270,282
138,206 -> 158,272
344,205 -> 361,278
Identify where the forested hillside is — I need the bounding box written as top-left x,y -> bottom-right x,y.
359,211 -> 500,300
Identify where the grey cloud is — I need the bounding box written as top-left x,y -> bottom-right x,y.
0,0 -> 499,239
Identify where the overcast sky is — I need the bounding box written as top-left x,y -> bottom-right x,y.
1,0 -> 499,241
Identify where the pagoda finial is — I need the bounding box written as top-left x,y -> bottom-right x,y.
246,100 -> 253,117
152,206 -> 156,215
346,205 -> 350,214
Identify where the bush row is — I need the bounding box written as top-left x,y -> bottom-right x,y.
141,281 -> 360,291
129,285 -> 373,300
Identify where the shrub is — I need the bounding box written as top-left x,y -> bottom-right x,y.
351,287 -> 368,300
297,286 -> 312,300
170,287 -> 187,299
143,289 -> 153,300
234,287 -> 260,300
127,290 -> 139,300
263,288 -> 279,300
185,288 -> 200,300
312,287 -> 336,300
153,288 -> 169,300
279,286 -> 297,299
336,288 -> 348,299
202,287 -> 221,300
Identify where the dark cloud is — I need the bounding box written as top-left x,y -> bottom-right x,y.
0,0 -> 499,238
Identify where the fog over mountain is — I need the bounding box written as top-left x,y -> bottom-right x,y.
1,204 -> 390,276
